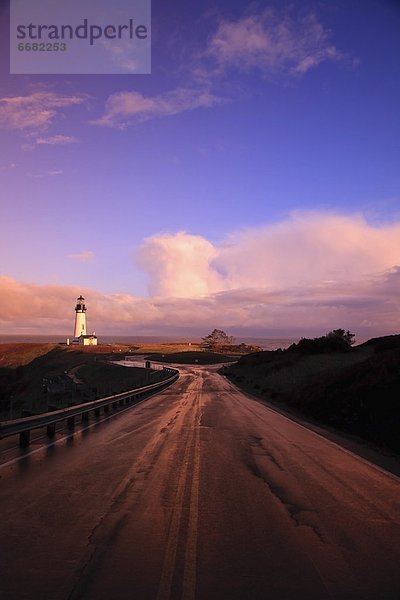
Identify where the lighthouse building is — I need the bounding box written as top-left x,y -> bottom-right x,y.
73,295 -> 98,345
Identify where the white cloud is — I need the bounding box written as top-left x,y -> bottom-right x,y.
206,9 -> 342,77
93,88 -> 224,128
0,92 -> 87,132
36,135 -> 79,145
215,212 -> 400,290
94,9 -> 344,130
130,212 -> 400,334
2,213 -> 400,336
101,39 -> 142,73
28,169 -> 63,178
136,213 -> 400,297
0,266 -> 399,337
137,232 -> 223,297
68,251 -> 95,263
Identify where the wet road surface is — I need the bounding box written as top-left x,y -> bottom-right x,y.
0,366 -> 400,599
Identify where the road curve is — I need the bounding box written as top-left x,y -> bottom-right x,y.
0,366 -> 399,599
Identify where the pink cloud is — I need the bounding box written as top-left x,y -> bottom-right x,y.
93,88 -> 224,128
206,10 -> 343,76
136,231 -> 223,297
0,271 -> 398,337
0,92 -> 86,132
68,251 -> 95,263
36,135 -> 79,145
137,213 -> 400,296
2,213 -> 400,336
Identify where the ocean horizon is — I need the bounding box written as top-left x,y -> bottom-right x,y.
0,334 -> 300,351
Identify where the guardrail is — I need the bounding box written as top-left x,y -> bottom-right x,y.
0,367 -> 179,448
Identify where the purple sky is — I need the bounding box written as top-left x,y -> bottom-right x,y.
1,0 -> 400,337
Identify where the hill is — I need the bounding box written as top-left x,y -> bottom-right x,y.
0,343 -> 171,420
223,334 -> 400,452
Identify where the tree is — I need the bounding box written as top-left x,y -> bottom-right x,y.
326,329 -> 355,347
288,328 -> 356,354
201,329 -> 235,350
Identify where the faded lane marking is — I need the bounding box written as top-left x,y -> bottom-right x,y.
156,385 -> 201,600
182,404 -> 201,600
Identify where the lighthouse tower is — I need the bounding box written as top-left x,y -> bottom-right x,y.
74,295 -> 87,338
72,295 -> 98,345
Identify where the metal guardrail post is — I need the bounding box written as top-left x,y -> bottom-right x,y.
20,430 -> 30,447
47,423 -> 56,437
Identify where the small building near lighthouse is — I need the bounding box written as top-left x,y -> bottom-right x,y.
73,295 -> 98,345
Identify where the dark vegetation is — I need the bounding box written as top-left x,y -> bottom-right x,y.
287,328 -> 355,353
224,331 -> 400,452
146,329 -> 261,364
0,344 -> 170,420
200,328 -> 262,354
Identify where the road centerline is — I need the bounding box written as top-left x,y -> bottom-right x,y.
156,381 -> 201,600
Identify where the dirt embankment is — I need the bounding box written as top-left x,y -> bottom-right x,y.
224,334 -> 400,452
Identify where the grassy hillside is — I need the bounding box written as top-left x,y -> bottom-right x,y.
145,350 -> 238,364
128,342 -> 202,354
0,343 -> 171,420
224,334 -> 400,452
0,343 -> 57,368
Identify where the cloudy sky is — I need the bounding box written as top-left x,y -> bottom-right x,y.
0,0 -> 400,337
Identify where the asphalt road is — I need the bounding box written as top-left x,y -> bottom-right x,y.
0,366 -> 399,600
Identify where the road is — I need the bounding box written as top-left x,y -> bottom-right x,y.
0,365 -> 399,600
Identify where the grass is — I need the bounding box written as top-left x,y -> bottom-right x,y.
224,335 -> 400,452
0,343 -> 57,368
228,346 -> 373,399
0,343 -> 173,420
0,339 -> 252,418
145,351 -> 238,364
122,342 -> 202,354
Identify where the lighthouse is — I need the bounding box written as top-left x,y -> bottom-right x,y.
73,295 -> 98,345
74,295 -> 87,338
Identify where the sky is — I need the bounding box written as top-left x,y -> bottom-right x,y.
0,0 -> 400,338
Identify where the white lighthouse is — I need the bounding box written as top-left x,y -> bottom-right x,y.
73,295 -> 98,345
74,295 -> 87,338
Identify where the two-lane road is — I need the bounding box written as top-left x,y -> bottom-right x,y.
0,366 -> 399,599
